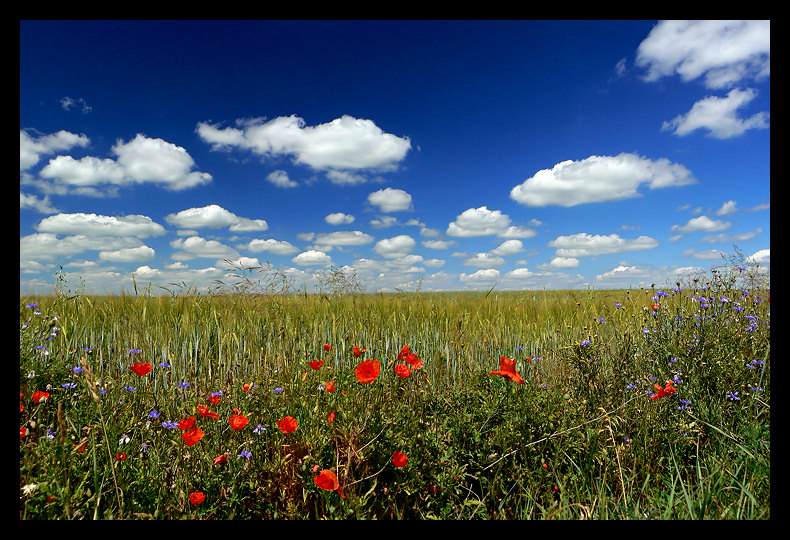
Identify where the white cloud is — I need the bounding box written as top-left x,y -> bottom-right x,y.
671,215 -> 731,235
422,239 -> 456,250
510,153 -> 695,207
36,213 -> 166,238
459,269 -> 500,282
313,230 -> 375,247
59,96 -> 92,114
373,234 -> 416,258
701,228 -> 762,243
548,233 -> 659,258
462,253 -> 506,268
266,170 -> 298,188
549,256 -> 580,268
746,248 -> 769,266
169,236 -> 240,261
20,192 -> 59,214
325,170 -> 369,185
491,239 -> 523,256
714,200 -> 739,216
447,206 -> 511,237
165,204 -> 268,232
99,245 -> 156,262
20,129 -> 90,171
292,250 -> 333,266
37,134 -> 212,193
239,238 -> 300,255
21,233 -> 142,262
196,114 -> 411,172
367,187 -> 413,212
325,212 -> 355,225
636,20 -> 770,89
661,88 -> 769,138
498,225 -> 538,239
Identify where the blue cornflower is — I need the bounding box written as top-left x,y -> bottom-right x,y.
158,362 -> 171,368
626,383 -> 637,389
123,385 -> 136,392
598,318 -> 606,324
148,410 -> 161,418
726,391 -> 740,401
749,386 -> 764,392
161,420 -> 179,430
580,339 -> 591,346
615,302 -> 622,308
128,348 -> 142,354
273,387 -> 284,394
26,302 -> 39,308
62,382 -> 77,389
72,366 -> 83,373
84,346 -> 95,353
176,381 -> 190,388
669,357 -> 677,363
237,450 -> 252,459
253,424 -> 267,434
623,436 -> 631,443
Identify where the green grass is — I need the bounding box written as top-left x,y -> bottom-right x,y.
19,266 -> 769,519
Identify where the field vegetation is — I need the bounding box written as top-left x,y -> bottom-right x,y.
19,255 -> 769,519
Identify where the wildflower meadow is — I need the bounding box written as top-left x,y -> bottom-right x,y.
19,258 -> 769,519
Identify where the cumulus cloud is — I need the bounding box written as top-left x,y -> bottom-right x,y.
446,206 -> 511,237
165,204 -> 268,232
292,250 -> 333,266
462,253 -> 506,268
20,129 -> 90,171
746,248 -> 769,266
661,88 -> 769,138
510,153 -> 696,207
715,200 -> 739,216
37,134 -> 212,193
196,114 -> 411,172
491,239 -> 523,256
670,215 -> 731,235
325,212 -> 355,225
422,239 -> 456,250
313,231 -> 375,247
635,20 -> 770,89
169,236 -> 240,261
36,213 -> 166,238
266,170 -> 298,188
367,187 -> 412,212
238,238 -> 300,255
21,233 -> 142,262
549,256 -> 580,268
373,234 -> 416,258
459,269 -> 500,282
548,233 -> 659,258
20,192 -> 59,214
98,245 -> 156,262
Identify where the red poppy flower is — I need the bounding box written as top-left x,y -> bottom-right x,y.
208,394 -> 222,405
404,353 -> 423,370
354,358 -> 381,384
32,390 -> 50,404
352,346 -> 365,357
488,356 -> 525,385
116,452 -> 127,460
397,345 -> 411,361
650,380 -> 677,400
394,363 -> 411,378
182,426 -> 205,446
197,405 -> 219,419
178,416 -> 196,430
189,491 -> 206,505
327,410 -> 336,424
129,362 -> 153,376
73,440 -> 87,452
242,383 -> 251,392
313,469 -> 339,491
325,379 -> 336,393
392,451 -> 408,468
20,427 -> 27,438
229,413 -> 249,430
651,304 -> 660,311
277,416 -> 298,434
213,454 -> 227,466
308,359 -> 324,370
323,343 -> 332,352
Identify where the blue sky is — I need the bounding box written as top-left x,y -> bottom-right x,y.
20,20 -> 770,295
